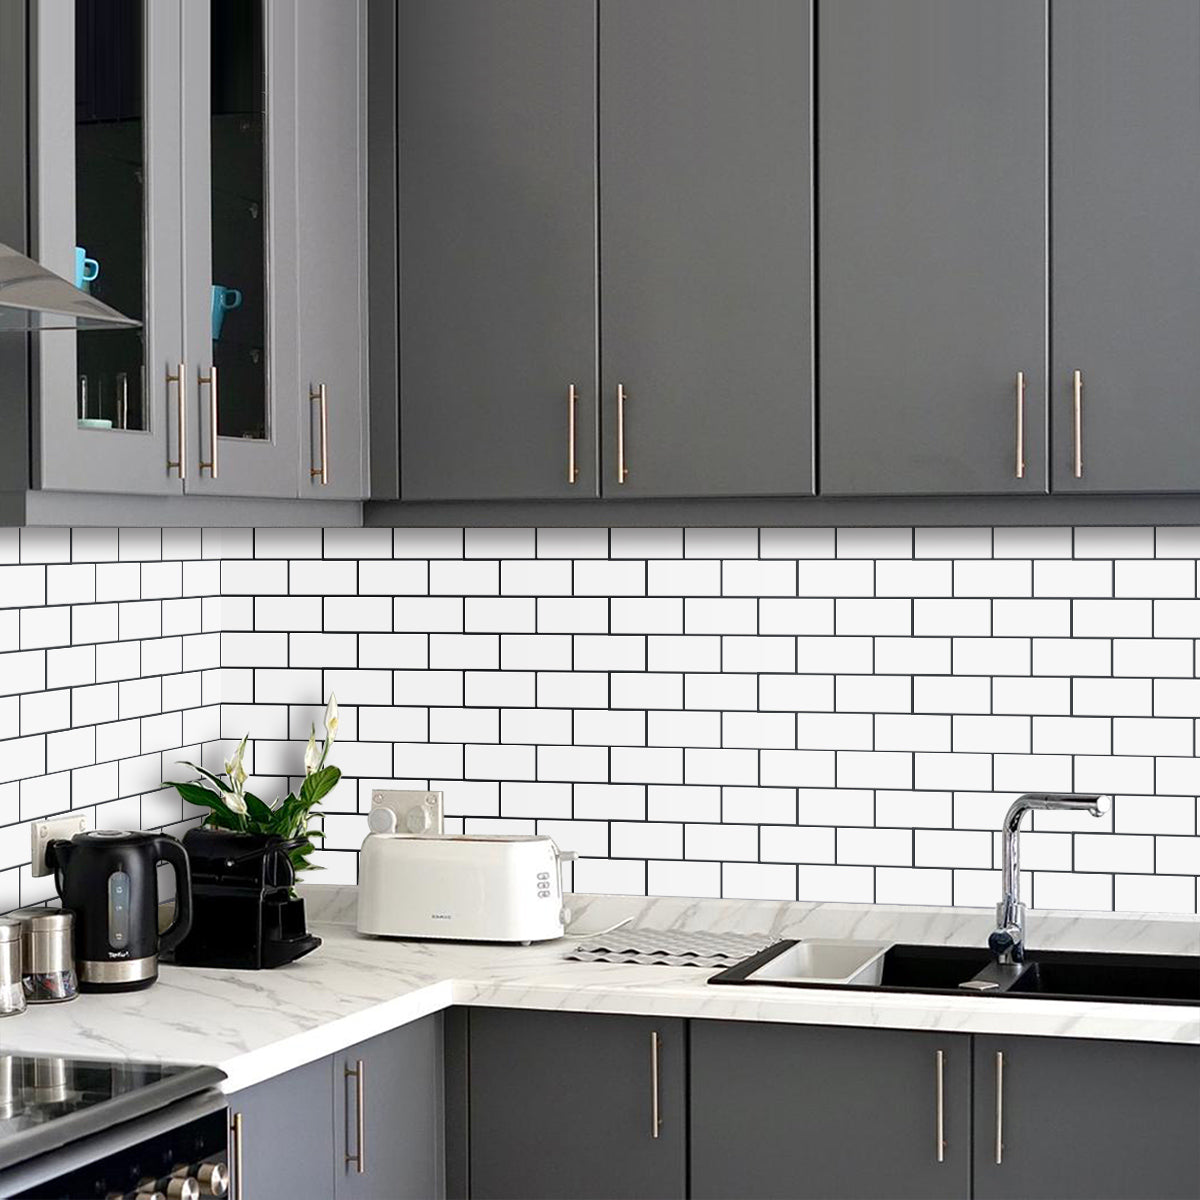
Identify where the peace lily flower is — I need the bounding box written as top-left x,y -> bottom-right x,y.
303,728 -> 320,776
324,694 -> 339,743
223,734 -> 249,815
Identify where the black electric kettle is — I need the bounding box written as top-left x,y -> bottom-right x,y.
48,831 -> 192,993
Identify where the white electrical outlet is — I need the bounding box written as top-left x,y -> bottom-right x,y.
369,790 -> 444,836
30,814 -> 88,878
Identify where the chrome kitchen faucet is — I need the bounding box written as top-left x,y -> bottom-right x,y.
989,792 -> 1110,965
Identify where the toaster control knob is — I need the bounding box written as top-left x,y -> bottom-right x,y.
164,1179 -> 200,1200
367,806 -> 397,834
404,805 -> 432,834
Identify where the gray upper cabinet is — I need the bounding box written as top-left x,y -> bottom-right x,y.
467,1008 -> 686,1200
13,0 -> 367,509
333,1015 -> 445,1200
973,1036 -> 1200,1200
1051,1 -> 1200,494
691,1020 -> 970,1200
398,0 -> 598,502
28,0 -> 185,498
181,0 -> 367,500
818,0 -> 1048,497
598,0 -> 813,499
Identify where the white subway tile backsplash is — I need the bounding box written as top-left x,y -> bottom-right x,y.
0,525 -> 1196,914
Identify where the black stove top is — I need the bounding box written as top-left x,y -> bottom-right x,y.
0,1054 -> 225,1172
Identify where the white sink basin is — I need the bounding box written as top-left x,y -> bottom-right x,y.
743,940 -> 891,986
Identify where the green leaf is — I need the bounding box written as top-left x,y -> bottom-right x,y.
299,766 -> 341,808
243,791 -> 274,827
176,761 -> 232,793
169,781 -> 230,813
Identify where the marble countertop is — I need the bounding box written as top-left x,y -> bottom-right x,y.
3,890 -> 1197,1093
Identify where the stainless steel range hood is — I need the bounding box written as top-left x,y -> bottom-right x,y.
0,240 -> 140,332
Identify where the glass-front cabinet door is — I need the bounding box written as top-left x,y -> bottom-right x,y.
31,0 -> 185,496
179,0 -> 299,496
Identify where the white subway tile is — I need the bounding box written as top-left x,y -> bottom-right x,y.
953,637 -> 1030,676
394,670 -> 464,707
1034,560 -> 1112,598
722,635 -> 795,673
1155,836 -> 1200,875
1073,677 -> 1152,716
685,528 -> 758,559
575,783 -> 645,820
610,598 -> 681,635
914,752 -> 992,791
875,637 -> 949,675
359,560 -> 429,595
0,650 -> 46,697
537,672 -> 608,709
1033,872 -> 1112,912
395,741 -> 464,779
760,751 -> 836,789
1113,638 -> 1191,678
613,673 -> 682,710
876,867 -> 951,905
536,528 -> 608,559
992,599 -> 1070,637
684,597 -> 757,634
647,635 -> 721,673
760,825 -> 835,863
876,714 -> 950,752
573,560 -> 646,597
722,862 -> 796,900
1115,793 -> 1195,836
795,560 -> 874,597
836,750 -> 912,789
21,607 -> 71,650
875,789 -> 951,828
1031,715 -> 1110,755
796,864 -> 875,902
684,747 -> 758,786
796,636 -> 874,674
835,674 -> 911,713
22,529 -> 72,563
501,634 -> 572,671
686,822 -> 757,860
574,709 -> 646,747
914,599 -> 990,636
1115,559 -> 1195,599
393,528 -> 464,559
837,528 -> 911,559
1032,638 -> 1111,677
914,528 -> 991,558
648,857 -> 721,895
430,560 -> 499,596
575,634 -> 644,671
1113,717 -> 1192,757
610,528 -> 681,559
611,822 -> 682,859
647,784 -> 721,822
993,527 -> 1071,559
648,559 -> 721,596
649,703 -> 722,747
1075,527 -> 1153,559
838,827 -> 911,866
954,560 -> 1031,598
836,598 -> 911,636
722,560 -> 796,597
723,711 -> 794,750
684,673 -> 757,711
954,715 -> 1030,753
574,858 -> 645,895
465,670 -> 533,708
322,528 -> 393,559
760,528 -> 835,558
612,747 -> 683,784
993,752 -> 1073,792
468,743 -> 537,780
1154,599 -> 1200,636
796,713 -> 873,750
464,529 -> 534,559
758,675 -> 833,713
1155,527 -> 1200,558
501,708 -> 570,745
914,675 -> 992,714
1114,874 -> 1195,915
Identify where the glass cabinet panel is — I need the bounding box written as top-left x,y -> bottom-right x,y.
210,0 -> 267,441
74,0 -> 145,432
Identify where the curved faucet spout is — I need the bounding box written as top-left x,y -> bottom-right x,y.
991,793 -> 1109,964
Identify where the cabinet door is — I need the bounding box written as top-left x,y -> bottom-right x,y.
179,0 -> 300,498
1051,2 -> 1200,492
974,1036 -> 1200,1200
31,0 -> 185,497
398,0 -> 598,501
599,0 -> 813,499
818,0 -> 1047,496
333,1014 -> 444,1200
294,0 -> 368,500
691,1020 -> 969,1200
230,1054 -> 335,1200
468,1009 -> 685,1200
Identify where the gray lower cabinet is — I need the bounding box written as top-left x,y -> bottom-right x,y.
230,1054 -> 336,1200
973,1036 -> 1200,1200
333,1014 -> 445,1200
818,0 -> 1048,497
398,0 -> 598,502
1051,1 -> 1200,494
466,1008 -> 686,1200
598,0 -> 813,499
690,1020 -> 970,1200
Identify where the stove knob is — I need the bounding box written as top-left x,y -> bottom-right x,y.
196,1163 -> 229,1197
136,1180 -> 167,1200
164,1178 -> 200,1200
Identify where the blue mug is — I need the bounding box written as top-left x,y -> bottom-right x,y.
75,246 -> 100,291
211,284 -> 243,340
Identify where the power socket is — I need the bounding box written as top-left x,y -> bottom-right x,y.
369,790 -> 444,836
30,814 -> 88,878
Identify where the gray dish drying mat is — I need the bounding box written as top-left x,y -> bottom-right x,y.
566,928 -> 776,969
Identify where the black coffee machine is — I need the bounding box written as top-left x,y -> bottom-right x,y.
48,831 -> 193,993
167,829 -> 321,970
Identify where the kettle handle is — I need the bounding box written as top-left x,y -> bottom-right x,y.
153,837 -> 193,953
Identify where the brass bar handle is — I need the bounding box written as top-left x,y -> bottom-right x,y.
935,1049 -> 945,1163
199,364 -> 219,478
166,362 -> 187,479
650,1031 -> 661,1139
1014,371 -> 1026,479
995,1050 -> 1005,1165
310,383 -> 329,485
231,1111 -> 244,1198
617,383 -> 629,484
567,383 -> 579,484
1073,369 -> 1083,478
345,1059 -> 365,1174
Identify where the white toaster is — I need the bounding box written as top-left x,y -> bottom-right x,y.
356,833 -> 574,943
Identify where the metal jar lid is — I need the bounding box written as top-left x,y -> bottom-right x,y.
0,918 -> 21,944
15,910 -> 74,974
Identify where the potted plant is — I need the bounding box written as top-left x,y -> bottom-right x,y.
165,695 -> 340,878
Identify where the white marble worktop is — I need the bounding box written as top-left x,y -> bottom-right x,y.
2,890 -> 1197,1093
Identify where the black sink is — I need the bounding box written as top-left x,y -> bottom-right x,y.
710,940 -> 1200,1006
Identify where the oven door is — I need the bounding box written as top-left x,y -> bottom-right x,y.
0,1091 -> 228,1200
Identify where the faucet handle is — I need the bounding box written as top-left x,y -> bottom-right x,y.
988,927 -> 1019,958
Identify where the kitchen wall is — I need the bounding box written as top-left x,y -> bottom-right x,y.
0,528 -> 221,910
2,524 -> 1200,915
